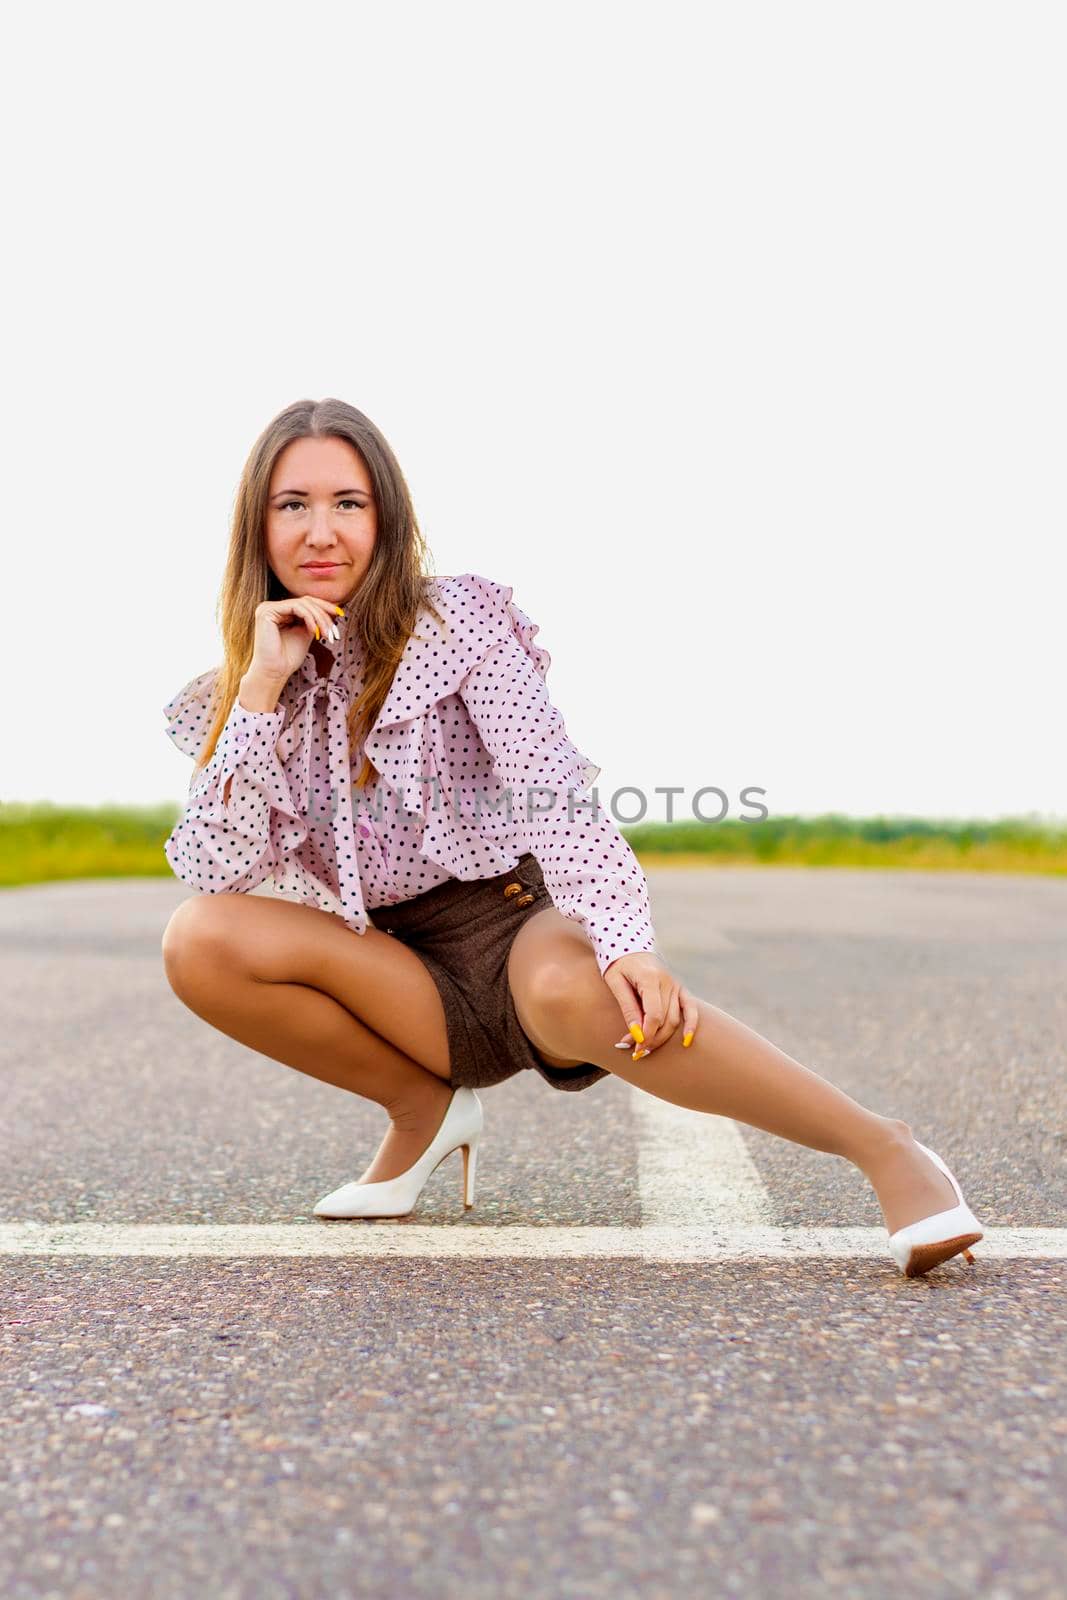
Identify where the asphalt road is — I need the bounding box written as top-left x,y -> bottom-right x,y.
2,866 -> 1064,1599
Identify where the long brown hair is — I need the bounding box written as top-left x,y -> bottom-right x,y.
194,397 -> 443,790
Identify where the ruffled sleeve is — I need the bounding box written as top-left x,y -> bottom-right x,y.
161,668 -> 306,897
449,575 -> 660,977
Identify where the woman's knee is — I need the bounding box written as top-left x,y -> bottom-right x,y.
520,959 -> 601,1035
161,895 -> 245,992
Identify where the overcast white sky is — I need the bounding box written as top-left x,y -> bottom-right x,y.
2,2 -> 1063,824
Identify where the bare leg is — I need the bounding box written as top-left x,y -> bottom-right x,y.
508,918 -> 959,1235
597,998 -> 959,1235
162,893 -> 456,1184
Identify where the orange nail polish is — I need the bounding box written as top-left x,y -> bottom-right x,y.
683,1032 -> 693,1047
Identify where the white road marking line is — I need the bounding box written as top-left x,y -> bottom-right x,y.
629,1086 -> 774,1226
0,1224 -> 1062,1260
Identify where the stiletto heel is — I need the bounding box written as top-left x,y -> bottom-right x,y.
886,1140 -> 985,1278
313,1087 -> 484,1219
462,1138 -> 478,1209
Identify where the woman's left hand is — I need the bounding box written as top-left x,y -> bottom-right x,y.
602,952 -> 699,1060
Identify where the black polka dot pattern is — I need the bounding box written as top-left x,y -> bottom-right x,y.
162,572 -> 659,975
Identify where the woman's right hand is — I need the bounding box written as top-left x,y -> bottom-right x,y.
247,594 -> 346,685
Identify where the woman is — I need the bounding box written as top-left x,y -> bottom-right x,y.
161,397 -> 984,1277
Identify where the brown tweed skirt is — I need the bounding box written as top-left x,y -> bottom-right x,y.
366,852 -> 609,1093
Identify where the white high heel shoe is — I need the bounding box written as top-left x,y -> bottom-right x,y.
313,1086 -> 483,1219
887,1140 -> 984,1277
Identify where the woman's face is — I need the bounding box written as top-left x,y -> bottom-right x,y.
265,435 -> 378,608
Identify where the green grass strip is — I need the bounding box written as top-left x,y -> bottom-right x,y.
2,803 -> 1066,888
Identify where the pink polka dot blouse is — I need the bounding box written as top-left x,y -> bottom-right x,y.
162,572 -> 659,977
